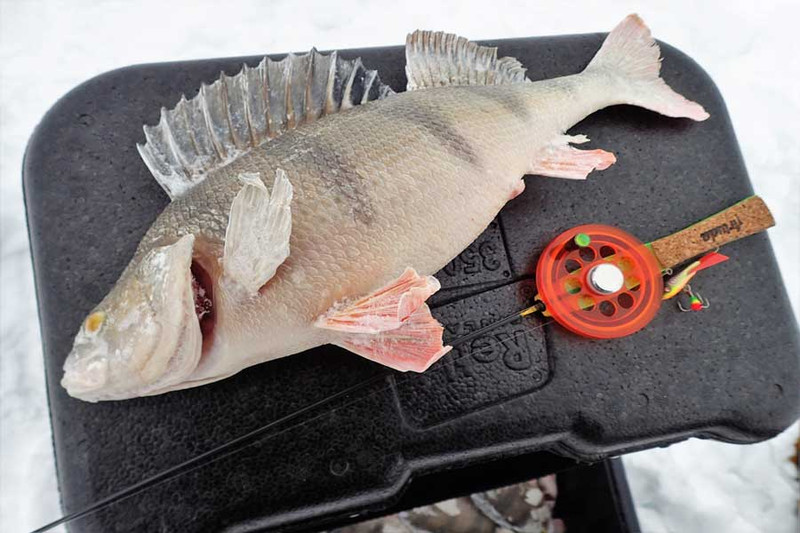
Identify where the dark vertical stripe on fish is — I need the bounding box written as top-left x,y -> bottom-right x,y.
294,136 -> 376,225
393,98 -> 483,168
475,88 -> 531,122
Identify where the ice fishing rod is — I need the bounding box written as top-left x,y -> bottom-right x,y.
32,196 -> 773,532
453,196 -> 774,344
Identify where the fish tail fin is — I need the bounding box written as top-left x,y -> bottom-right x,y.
584,14 -> 709,121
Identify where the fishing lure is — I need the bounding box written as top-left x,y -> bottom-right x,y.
663,251 -> 729,300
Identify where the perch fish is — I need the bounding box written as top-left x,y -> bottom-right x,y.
62,14 -> 709,401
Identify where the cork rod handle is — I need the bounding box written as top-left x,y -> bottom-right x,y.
648,196 -> 775,269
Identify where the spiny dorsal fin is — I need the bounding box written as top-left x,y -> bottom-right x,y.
138,50 -> 395,199
405,30 -> 529,90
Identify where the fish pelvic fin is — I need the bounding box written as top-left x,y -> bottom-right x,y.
315,267 -> 440,333
584,14 -> 709,121
405,31 -> 529,90
334,305 -> 452,373
222,169 -> 293,296
316,267 -> 449,372
137,49 -> 394,200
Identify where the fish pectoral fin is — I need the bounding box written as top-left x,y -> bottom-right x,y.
405,30 -> 529,90
315,267 -> 441,333
334,305 -> 452,372
529,134 -> 616,180
222,169 -> 293,295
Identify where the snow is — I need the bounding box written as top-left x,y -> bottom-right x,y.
1,1 -> 797,531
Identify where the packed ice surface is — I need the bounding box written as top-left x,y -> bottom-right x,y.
1,1 -> 797,531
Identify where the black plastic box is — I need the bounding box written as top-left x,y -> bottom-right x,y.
24,33 -> 800,531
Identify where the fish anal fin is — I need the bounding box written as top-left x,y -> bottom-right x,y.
529,134 -> 616,180
222,169 -> 293,296
405,30 -> 529,90
336,305 -> 452,372
315,267 -> 440,334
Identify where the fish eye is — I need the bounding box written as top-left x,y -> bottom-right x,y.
85,311 -> 106,334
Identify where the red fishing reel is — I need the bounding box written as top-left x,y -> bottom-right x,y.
535,224 -> 663,339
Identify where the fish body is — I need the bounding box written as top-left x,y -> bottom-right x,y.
156,82 -> 598,381
62,15 -> 709,401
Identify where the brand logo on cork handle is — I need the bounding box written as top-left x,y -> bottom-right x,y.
700,215 -> 744,242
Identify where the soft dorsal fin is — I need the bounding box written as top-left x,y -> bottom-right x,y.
405,30 -> 529,90
138,50 -> 394,199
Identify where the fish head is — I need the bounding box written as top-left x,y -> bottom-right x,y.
61,234 -> 202,401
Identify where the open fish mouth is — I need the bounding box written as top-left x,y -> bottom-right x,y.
61,352 -> 111,396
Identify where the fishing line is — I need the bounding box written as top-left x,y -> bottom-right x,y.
33,314 -> 556,532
